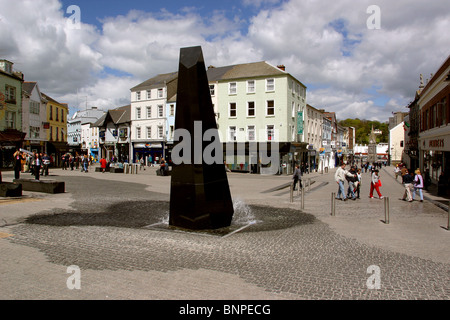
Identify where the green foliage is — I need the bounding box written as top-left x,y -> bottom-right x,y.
338,119 -> 388,144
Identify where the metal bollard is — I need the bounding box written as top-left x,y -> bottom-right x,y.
290,182 -> 294,203
384,197 -> 390,224
331,192 -> 336,216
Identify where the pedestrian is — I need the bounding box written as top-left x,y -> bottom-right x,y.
334,163 -> 355,201
394,165 -> 401,180
159,158 -> 167,176
369,169 -> 383,199
292,165 -> 302,190
62,154 -> 67,170
355,168 -> 362,199
13,149 -> 24,179
69,155 -> 75,170
82,155 -> 89,173
42,153 -> 51,176
401,169 -> 414,202
346,166 -> 358,200
34,152 -> 42,180
99,156 -> 107,173
140,157 -> 145,170
412,169 -> 424,202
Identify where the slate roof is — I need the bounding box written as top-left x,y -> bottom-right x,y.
130,72 -> 178,91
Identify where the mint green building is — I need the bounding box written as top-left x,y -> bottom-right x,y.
207,62 -> 307,174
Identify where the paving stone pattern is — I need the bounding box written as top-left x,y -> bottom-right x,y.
4,175 -> 449,300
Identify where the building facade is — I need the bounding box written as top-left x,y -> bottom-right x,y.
418,55 -> 450,188
0,59 -> 24,167
67,107 -> 105,156
41,93 -> 69,166
130,72 -> 178,164
209,61 -> 307,174
22,82 -> 47,154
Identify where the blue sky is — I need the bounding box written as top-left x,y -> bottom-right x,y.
1,0 -> 449,121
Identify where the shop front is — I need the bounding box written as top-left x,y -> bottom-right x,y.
133,142 -> 164,165
420,133 -> 450,185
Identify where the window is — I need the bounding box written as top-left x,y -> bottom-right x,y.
61,128 -> 65,141
147,127 -> 152,139
266,100 -> 275,116
158,105 -> 164,117
147,106 -> 152,118
157,88 -> 163,98
49,126 -> 53,141
169,125 -> 174,139
229,126 -> 236,141
136,107 -> 141,119
209,85 -> 215,96
56,107 -> 59,121
5,111 -> 15,129
5,85 -> 16,103
266,78 -> 275,91
229,103 -> 237,118
146,90 -> 151,99
247,102 -> 255,117
158,125 -> 164,139
30,101 -> 40,114
292,102 -> 295,118
49,105 -> 53,120
170,104 -> 175,116
267,125 -> 275,141
247,80 -> 255,93
136,127 -> 141,139
229,82 -> 237,95
247,125 -> 255,141
136,91 -> 141,100
61,109 -> 64,123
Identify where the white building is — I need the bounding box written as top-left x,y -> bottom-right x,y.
22,82 -> 47,153
67,107 -> 105,155
389,121 -> 405,163
130,72 -> 178,164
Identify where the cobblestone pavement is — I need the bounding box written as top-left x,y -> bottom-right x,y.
0,165 -> 449,300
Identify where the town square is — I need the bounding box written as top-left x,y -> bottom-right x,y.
0,0 -> 449,309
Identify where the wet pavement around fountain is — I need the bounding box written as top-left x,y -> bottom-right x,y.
0,164 -> 449,301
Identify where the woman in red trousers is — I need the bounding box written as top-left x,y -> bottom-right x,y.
369,169 -> 383,199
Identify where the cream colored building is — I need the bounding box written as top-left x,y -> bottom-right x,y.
389,121 -> 405,163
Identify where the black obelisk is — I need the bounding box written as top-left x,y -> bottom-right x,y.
169,46 -> 234,230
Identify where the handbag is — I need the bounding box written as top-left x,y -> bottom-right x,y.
377,179 -> 382,187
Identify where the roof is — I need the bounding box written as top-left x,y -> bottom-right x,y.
209,61 -> 286,80
131,72 -> 178,91
93,105 -> 131,127
23,82 -> 37,95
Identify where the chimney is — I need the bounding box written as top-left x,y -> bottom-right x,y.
277,65 -> 286,71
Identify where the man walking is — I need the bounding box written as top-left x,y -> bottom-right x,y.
292,165 -> 302,190
334,163 -> 355,201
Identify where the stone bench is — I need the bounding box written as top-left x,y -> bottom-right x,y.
110,167 -> 124,173
95,167 -> 110,172
13,179 -> 65,194
0,182 -> 23,197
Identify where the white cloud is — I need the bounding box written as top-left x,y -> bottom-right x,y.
1,0 -> 448,122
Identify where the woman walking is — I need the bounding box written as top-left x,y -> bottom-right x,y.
369,169 -> 383,199
412,169 -> 424,202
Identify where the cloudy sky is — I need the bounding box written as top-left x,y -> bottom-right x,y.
0,0 -> 449,121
